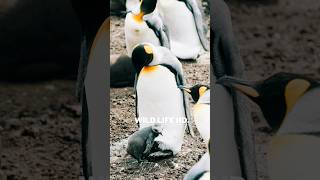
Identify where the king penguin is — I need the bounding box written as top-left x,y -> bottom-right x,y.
127,43 -> 193,160
184,140 -> 211,180
218,72 -> 320,180
157,0 -> 209,60
125,0 -> 170,57
184,84 -> 210,143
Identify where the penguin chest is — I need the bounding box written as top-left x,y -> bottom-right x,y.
193,103 -> 210,143
269,134 -> 320,180
137,65 -> 185,119
158,0 -> 202,59
125,14 -> 161,56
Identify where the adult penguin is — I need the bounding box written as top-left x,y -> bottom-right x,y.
157,0 -> 209,60
71,1 -> 107,179
127,43 -> 193,160
125,0 -> 169,57
184,151 -> 210,180
211,0 -> 257,179
184,84 -> 210,143
218,72 -> 320,180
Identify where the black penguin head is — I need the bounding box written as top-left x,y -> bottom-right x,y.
131,43 -> 154,72
217,72 -> 317,131
184,84 -> 210,103
132,0 -> 157,22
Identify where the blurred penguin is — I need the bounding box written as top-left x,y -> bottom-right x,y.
218,72 -> 320,180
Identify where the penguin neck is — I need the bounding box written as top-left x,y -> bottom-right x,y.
133,12 -> 145,23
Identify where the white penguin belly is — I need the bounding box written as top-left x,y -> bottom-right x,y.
125,13 -> 161,57
269,134 -> 320,180
193,103 -> 210,143
158,0 -> 202,59
137,65 -> 186,154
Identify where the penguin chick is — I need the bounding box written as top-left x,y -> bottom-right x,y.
127,126 -> 161,162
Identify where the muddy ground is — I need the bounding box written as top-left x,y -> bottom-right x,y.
1,0 -> 320,179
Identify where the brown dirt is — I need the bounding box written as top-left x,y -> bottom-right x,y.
0,81 -> 81,180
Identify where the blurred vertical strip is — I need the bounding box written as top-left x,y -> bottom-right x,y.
70,0 -> 108,179
211,0 -> 257,179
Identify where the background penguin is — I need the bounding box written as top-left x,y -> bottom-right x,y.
130,43 -> 193,158
125,0 -> 170,57
157,0 -> 209,60
127,126 -> 162,162
184,140 -> 211,180
110,54 -> 136,87
184,84 -> 210,143
218,72 -> 320,180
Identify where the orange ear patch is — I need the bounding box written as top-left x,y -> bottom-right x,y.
199,86 -> 207,97
285,79 -> 310,115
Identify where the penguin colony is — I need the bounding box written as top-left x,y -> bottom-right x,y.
110,0 -> 210,179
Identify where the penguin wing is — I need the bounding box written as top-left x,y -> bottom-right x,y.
134,74 -> 140,127
182,0 -> 209,51
145,13 -> 170,49
157,47 -> 194,136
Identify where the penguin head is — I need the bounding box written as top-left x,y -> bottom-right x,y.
131,0 -> 157,22
184,84 -> 210,103
217,72 -> 317,131
132,43 -> 154,72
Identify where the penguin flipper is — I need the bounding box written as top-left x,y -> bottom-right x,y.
145,13 -> 170,49
134,74 -> 140,127
143,134 -> 156,156
157,48 -> 195,137
183,0 -> 209,51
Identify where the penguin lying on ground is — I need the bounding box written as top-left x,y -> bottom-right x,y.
183,84 -> 210,143
157,0 -> 209,60
127,43 -> 194,161
110,54 -> 136,87
218,72 -> 320,180
125,0 -> 169,57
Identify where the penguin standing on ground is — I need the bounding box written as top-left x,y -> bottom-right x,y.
184,84 -> 210,143
125,0 -> 169,57
218,72 -> 320,180
127,43 -> 193,160
157,0 -> 209,60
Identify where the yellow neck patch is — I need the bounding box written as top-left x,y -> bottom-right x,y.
140,65 -> 159,75
144,45 -> 153,54
233,84 -> 259,98
133,12 -> 144,23
199,86 -> 207,97
284,79 -> 310,115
